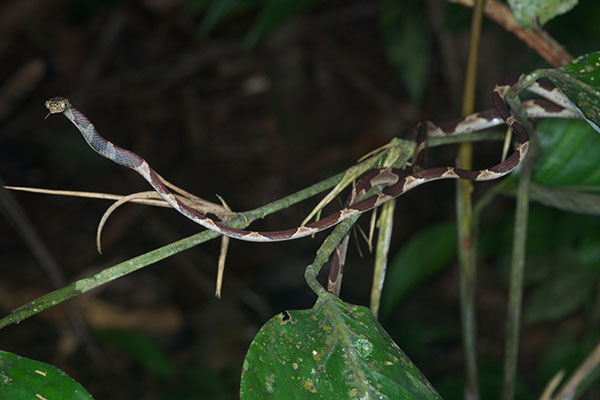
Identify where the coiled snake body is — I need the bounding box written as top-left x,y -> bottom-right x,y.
44,79 -> 570,242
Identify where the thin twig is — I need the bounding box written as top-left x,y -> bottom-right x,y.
5,186 -> 173,207
96,191 -> 159,254
215,194 -> 232,299
0,168 -> 351,329
448,0 -> 572,67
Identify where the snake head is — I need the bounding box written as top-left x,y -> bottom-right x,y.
44,97 -> 71,117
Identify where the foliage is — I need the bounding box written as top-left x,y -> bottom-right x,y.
2,1 -> 600,399
507,0 -> 578,28
240,293 -> 442,399
0,350 -> 94,400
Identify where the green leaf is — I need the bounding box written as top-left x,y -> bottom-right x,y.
0,350 -> 94,400
94,329 -> 174,379
533,118 -> 600,191
240,293 -> 442,399
507,0 -> 578,29
245,0 -> 322,47
381,221 -> 457,317
379,0 -> 430,102
539,51 -> 600,132
519,183 -> 600,215
524,265 -> 596,324
500,118 -> 600,213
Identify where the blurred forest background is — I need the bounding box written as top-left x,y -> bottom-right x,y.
1,0 -> 600,398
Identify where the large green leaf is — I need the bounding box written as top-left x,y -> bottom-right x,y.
500,118 -> 600,213
501,52 -> 600,213
507,0 -> 578,28
533,118 -> 600,191
539,51 -> 600,132
379,0 -> 430,102
240,293 -> 442,399
501,117 -> 600,214
521,183 -> 600,215
381,222 -> 457,317
0,350 -> 94,400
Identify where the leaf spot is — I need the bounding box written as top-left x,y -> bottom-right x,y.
279,311 -> 292,324
303,378 -> 317,393
264,373 -> 275,393
353,338 -> 373,360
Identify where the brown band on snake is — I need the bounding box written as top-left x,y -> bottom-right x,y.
44,78 -> 569,242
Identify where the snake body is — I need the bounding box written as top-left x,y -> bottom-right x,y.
44,79 -> 571,242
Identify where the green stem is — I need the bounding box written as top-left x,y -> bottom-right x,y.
0,169 -> 350,330
458,1 -> 485,399
305,216 -> 360,297
305,181 -> 394,297
370,200 -> 395,317
428,131 -> 506,147
0,128 -> 508,331
501,133 -> 537,400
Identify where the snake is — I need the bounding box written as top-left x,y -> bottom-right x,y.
44,78 -> 575,242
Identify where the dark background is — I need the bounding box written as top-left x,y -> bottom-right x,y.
1,0 -> 599,398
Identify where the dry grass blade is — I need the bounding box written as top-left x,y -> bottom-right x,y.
6,185 -> 236,256
552,341 -> 600,400
501,126 -> 513,162
301,169 -> 363,227
367,207 -> 377,253
539,370 -> 565,400
97,191 -> 159,254
5,186 -> 170,207
159,174 -> 229,216
300,147 -> 394,227
214,194 -> 232,299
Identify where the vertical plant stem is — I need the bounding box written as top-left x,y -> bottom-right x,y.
501,134 -> 536,400
370,200 -> 395,317
305,216 -> 360,297
457,1 -> 485,399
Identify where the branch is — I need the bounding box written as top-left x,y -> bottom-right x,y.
448,0 -> 572,67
